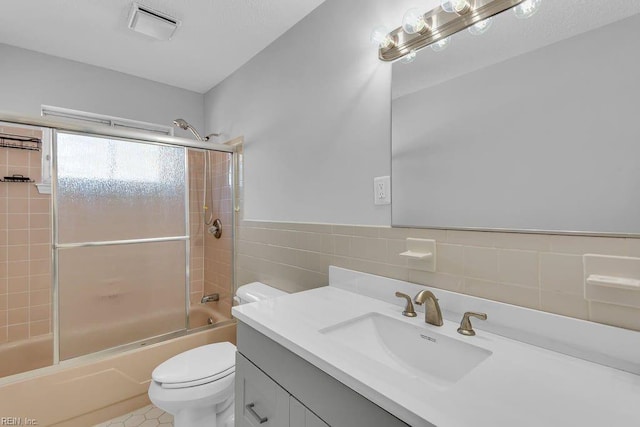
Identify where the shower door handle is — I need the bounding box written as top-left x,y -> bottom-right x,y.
246,402 -> 268,424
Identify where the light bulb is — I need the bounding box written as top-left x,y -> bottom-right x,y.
401,50 -> 417,64
402,8 -> 427,34
468,17 -> 493,35
441,0 -> 454,13
513,0 -> 541,19
370,26 -> 394,49
431,36 -> 451,52
441,0 -> 472,15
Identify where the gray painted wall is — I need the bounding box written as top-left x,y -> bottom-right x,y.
204,0 -> 418,225
204,0 -> 640,231
0,43 -> 204,139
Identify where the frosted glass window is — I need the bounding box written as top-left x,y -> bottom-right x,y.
58,241 -> 187,360
56,132 -> 186,243
58,139 -> 163,183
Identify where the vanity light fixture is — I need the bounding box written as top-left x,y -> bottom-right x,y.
374,0 -> 540,62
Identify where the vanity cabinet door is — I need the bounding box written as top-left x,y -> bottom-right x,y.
290,397 -> 329,427
236,353 -> 290,427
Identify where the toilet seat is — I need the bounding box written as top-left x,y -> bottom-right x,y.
152,342 -> 236,389
158,366 -> 235,389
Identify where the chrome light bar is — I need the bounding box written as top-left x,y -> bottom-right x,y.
379,0 -> 526,61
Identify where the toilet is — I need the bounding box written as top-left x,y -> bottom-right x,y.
148,282 -> 287,427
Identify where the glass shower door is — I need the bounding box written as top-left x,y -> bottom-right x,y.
54,132 -> 188,360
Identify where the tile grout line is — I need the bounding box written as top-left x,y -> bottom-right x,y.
100,404 -> 173,427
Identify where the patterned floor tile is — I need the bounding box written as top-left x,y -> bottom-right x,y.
95,405 -> 173,427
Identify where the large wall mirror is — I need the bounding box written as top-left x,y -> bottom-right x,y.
391,0 -> 640,235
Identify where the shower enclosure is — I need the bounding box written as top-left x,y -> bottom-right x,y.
0,117 -> 235,378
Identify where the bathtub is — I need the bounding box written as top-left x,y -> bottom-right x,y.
0,304 -> 230,379
0,317 -> 236,427
0,333 -> 53,378
190,303 -> 230,328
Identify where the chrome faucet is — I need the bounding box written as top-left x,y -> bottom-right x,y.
414,290 -> 444,326
201,293 -> 220,304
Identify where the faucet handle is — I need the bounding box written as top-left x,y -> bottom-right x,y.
395,292 -> 417,317
457,312 -> 487,336
201,293 -> 220,304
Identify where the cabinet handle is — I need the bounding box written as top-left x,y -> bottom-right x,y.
246,402 -> 268,424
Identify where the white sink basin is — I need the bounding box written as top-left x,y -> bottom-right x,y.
320,312 -> 492,387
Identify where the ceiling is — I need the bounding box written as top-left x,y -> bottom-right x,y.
392,0 -> 640,99
0,0 -> 326,93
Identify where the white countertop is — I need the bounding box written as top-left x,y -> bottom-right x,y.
233,286 -> 640,427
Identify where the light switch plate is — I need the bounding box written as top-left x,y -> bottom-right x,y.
374,176 -> 391,205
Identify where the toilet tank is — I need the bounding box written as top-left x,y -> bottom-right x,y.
235,282 -> 287,305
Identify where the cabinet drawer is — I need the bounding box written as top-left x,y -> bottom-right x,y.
236,353 -> 290,427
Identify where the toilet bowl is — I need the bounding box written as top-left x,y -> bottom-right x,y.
148,282 -> 287,427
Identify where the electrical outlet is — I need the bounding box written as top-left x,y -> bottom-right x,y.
374,176 -> 391,205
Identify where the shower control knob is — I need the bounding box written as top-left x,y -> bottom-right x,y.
209,219 -> 223,238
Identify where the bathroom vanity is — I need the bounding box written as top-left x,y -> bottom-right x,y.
233,268 -> 640,427
235,322 -> 409,427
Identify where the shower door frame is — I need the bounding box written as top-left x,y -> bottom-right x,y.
52,130 -> 193,363
0,112 -> 236,370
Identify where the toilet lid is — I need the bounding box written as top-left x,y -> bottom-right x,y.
152,342 -> 236,388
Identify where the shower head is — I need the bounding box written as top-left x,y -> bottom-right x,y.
173,119 -> 221,141
173,118 -> 205,141
173,119 -> 191,130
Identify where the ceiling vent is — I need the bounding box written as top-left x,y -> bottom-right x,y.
128,3 -> 181,41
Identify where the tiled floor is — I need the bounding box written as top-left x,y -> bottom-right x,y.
94,404 -> 173,427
